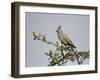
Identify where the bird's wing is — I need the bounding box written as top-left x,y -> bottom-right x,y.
62,33 -> 75,46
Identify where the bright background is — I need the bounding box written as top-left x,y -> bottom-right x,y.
25,12 -> 89,67
0,0 -> 100,80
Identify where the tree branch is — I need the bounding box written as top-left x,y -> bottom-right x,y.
32,32 -> 89,66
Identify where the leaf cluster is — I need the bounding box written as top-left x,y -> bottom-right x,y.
32,32 -> 89,66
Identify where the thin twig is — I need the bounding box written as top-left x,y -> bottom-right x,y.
32,32 -> 89,66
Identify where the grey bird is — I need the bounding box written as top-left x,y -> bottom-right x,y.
56,25 -> 76,48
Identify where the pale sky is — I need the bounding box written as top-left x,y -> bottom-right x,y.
25,12 -> 89,67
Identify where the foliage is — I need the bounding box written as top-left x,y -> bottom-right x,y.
32,32 -> 89,66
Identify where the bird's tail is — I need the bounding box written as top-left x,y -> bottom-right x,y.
68,43 -> 76,48
71,48 -> 81,65
71,44 -> 76,48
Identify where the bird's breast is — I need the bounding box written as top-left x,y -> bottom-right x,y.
58,32 -> 70,46
57,33 -> 65,43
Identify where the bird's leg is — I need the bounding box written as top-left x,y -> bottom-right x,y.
60,43 -> 65,63
61,42 -> 63,47
61,43 -> 64,57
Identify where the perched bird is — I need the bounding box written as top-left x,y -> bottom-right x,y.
56,25 -> 76,48
56,25 -> 81,64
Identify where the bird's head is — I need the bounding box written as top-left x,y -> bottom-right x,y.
56,25 -> 63,33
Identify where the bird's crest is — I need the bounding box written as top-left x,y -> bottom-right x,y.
56,25 -> 63,32
58,25 -> 62,29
